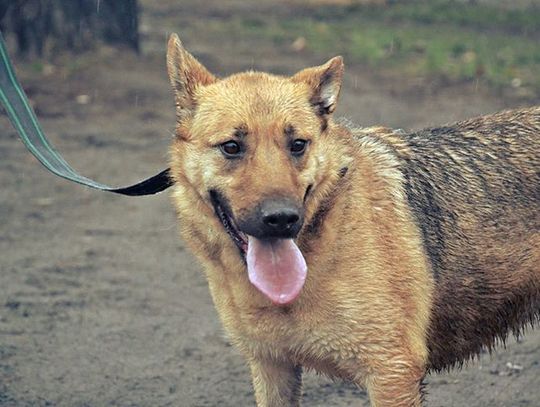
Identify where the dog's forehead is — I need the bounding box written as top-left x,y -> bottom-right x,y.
196,72 -> 312,123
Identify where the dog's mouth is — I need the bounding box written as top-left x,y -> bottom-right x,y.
209,190 -> 248,254
209,190 -> 307,306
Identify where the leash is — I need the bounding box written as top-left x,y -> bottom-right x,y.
0,31 -> 173,196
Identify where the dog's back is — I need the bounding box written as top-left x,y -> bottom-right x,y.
395,107 -> 540,370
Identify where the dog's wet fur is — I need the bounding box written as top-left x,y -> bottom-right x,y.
166,33 -> 539,406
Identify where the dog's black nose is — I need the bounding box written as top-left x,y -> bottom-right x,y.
238,198 -> 304,239
262,202 -> 301,234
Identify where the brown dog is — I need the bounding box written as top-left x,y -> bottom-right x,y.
166,33 -> 539,406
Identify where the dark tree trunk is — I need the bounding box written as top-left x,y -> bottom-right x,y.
0,0 -> 139,57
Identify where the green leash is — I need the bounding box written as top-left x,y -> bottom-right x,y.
0,31 -> 172,196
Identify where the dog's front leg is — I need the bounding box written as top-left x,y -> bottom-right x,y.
365,359 -> 425,407
249,358 -> 303,407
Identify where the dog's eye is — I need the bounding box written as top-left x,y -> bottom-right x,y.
220,140 -> 243,158
290,139 -> 308,156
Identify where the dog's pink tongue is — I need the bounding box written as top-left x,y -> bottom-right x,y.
246,236 -> 307,305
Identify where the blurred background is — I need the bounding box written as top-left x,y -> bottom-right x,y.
0,1 -> 539,406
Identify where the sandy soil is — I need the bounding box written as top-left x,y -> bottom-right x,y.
1,1 -> 538,406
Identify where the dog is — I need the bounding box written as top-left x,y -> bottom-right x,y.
165,33 -> 539,406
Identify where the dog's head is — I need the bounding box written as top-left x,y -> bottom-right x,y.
167,34 -> 349,305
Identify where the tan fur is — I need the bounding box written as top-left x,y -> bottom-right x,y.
166,34 -> 539,406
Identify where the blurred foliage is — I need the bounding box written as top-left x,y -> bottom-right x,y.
184,0 -> 540,98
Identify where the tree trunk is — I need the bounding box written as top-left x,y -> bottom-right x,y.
0,0 -> 139,57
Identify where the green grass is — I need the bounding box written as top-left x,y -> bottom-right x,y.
193,1 -> 540,98
314,1 -> 540,37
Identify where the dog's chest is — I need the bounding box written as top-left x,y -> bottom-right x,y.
232,302 -> 369,381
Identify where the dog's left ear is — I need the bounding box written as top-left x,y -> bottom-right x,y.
291,56 -> 344,116
167,33 -> 217,121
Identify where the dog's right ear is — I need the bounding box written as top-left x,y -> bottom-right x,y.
167,33 -> 216,121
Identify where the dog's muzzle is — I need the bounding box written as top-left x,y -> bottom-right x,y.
237,197 -> 304,240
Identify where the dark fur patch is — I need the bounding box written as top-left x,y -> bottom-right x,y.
234,124 -> 248,139
399,111 -> 540,371
304,167 -> 349,237
308,93 -> 330,132
284,124 -> 295,138
303,184 -> 313,203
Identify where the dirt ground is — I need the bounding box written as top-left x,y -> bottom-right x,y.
1,1 -> 539,406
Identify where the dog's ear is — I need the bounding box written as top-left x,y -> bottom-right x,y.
167,33 -> 216,121
291,56 -> 344,116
